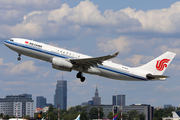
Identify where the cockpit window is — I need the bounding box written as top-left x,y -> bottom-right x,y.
9,39 -> 14,42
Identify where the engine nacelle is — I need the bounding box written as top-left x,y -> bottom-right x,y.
146,73 -> 155,80
85,67 -> 101,75
52,57 -> 73,72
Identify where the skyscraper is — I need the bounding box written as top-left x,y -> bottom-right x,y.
36,96 -> 47,108
92,85 -> 101,105
112,94 -> 125,106
54,80 -> 67,110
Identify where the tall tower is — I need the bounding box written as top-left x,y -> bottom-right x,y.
112,94 -> 125,106
36,96 -> 47,108
54,80 -> 67,110
92,84 -> 101,105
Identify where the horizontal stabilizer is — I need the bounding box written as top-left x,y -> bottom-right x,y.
146,74 -> 169,80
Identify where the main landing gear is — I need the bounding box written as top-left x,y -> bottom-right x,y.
17,53 -> 21,61
76,72 -> 85,82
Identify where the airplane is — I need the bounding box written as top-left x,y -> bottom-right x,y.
75,114 -> 80,120
4,38 -> 176,82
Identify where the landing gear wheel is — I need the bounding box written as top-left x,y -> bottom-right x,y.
76,72 -> 82,78
76,72 -> 86,82
17,54 -> 21,61
17,57 -> 21,61
80,77 -> 85,82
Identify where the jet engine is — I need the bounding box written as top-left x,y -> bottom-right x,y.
52,57 -> 73,71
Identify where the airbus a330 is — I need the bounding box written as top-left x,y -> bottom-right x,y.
4,38 -> 176,82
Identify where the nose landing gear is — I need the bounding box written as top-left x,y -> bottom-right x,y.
76,72 -> 86,82
17,54 -> 21,61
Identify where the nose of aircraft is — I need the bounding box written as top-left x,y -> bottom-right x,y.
3,40 -> 12,49
3,40 -> 9,46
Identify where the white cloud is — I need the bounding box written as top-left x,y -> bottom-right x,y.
5,61 -> 37,75
97,36 -> 131,53
1,0 -> 180,39
155,45 -> 180,58
0,59 -> 37,75
0,10 -> 26,25
0,0 -> 140,39
126,55 -> 144,67
120,1 -> 180,33
43,71 -> 50,77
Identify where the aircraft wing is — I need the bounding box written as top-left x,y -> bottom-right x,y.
70,52 -> 119,67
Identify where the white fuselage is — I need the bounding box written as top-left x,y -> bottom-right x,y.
4,38 -> 149,81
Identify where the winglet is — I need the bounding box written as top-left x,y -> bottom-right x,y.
112,52 -> 119,57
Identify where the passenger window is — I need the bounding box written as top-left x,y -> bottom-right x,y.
10,39 -> 14,42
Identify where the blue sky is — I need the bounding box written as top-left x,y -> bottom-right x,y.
1,0 -> 180,108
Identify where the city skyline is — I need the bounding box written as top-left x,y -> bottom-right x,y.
1,0 -> 180,108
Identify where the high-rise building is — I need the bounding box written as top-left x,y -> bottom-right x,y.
87,104 -> 154,120
54,80 -> 67,110
112,94 -> 125,106
0,94 -> 34,118
36,96 -> 47,108
92,85 -> 101,105
122,104 -> 154,120
164,104 -> 172,108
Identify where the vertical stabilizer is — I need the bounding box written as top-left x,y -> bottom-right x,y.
138,51 -> 176,75
75,114 -> 80,120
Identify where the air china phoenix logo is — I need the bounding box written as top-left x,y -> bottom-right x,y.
156,59 -> 170,71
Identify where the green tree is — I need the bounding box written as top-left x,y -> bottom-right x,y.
4,115 -> 10,119
138,113 -> 145,120
24,115 -> 31,119
89,107 -> 97,119
68,106 -> 77,114
0,113 -> 3,118
89,107 -> 104,119
61,111 -> 68,120
80,112 -> 89,120
107,112 -> 113,119
153,107 -> 176,120
127,110 -> 139,120
48,112 -> 56,120
122,113 -> 128,120
48,104 -> 53,112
